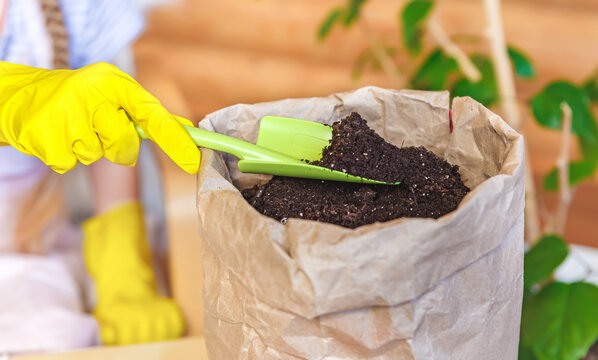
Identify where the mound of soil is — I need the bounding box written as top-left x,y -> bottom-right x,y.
242,112 -> 470,228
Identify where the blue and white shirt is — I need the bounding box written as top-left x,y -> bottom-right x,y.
0,0 -> 145,249
0,0 -> 144,69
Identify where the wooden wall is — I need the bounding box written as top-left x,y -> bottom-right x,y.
134,0 -> 598,250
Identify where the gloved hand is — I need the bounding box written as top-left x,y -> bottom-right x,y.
82,201 -> 185,345
0,61 -> 200,174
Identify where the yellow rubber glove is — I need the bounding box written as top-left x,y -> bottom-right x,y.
82,201 -> 185,345
0,61 -> 200,174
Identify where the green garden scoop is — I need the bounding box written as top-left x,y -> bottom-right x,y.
136,116 -> 394,185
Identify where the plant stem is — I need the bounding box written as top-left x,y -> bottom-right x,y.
482,0 -> 520,130
426,18 -> 481,82
524,144 -> 541,242
482,0 -> 542,243
555,103 -> 573,235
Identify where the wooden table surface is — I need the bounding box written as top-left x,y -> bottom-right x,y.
14,337 -> 208,360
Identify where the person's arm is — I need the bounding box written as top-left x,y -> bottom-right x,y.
0,0 -> 8,35
89,158 -> 138,214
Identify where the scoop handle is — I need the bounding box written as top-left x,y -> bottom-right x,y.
134,123 -> 302,164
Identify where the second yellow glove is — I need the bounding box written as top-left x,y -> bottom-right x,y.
82,202 -> 185,345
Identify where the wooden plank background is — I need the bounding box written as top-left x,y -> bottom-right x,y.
134,0 -> 598,250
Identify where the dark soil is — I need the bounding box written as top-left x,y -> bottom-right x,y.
242,112 -> 470,228
311,112 -> 409,183
584,340 -> 598,360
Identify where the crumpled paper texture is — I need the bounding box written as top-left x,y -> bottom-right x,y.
196,87 -> 525,360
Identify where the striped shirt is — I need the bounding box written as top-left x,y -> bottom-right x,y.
0,0 -> 146,249
0,0 -> 145,69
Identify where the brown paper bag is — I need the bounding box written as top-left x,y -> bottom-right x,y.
196,87 -> 524,359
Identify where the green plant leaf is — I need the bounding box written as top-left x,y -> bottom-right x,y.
410,48 -> 458,90
345,0 -> 368,26
521,282 -> 598,360
508,46 -> 536,78
542,160 -> 597,192
523,235 -> 568,288
531,82 -> 593,132
318,8 -> 345,40
519,342 -> 539,360
580,136 -> 598,163
530,81 -> 598,161
401,0 -> 434,55
583,73 -> 598,103
318,1 -> 369,40
451,55 -> 498,107
523,285 -> 533,307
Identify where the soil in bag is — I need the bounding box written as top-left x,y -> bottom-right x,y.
242,112 -> 470,228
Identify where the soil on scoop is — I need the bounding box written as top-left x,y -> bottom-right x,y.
242,112 -> 470,228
